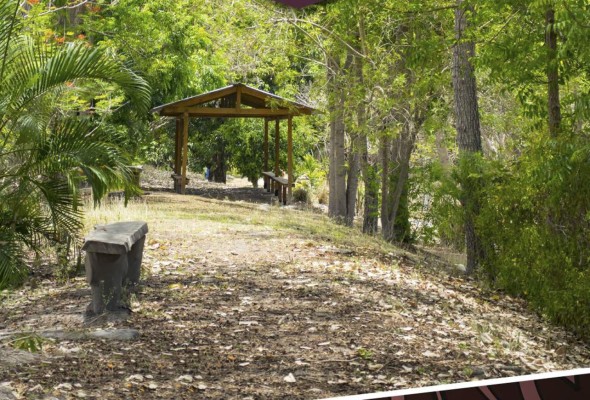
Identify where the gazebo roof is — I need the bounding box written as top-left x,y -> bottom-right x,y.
151,83 -> 316,118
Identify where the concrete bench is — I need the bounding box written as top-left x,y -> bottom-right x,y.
82,221 -> 149,315
262,171 -> 294,205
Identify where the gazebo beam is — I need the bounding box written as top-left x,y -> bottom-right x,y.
152,85 -> 236,112
160,108 -> 304,118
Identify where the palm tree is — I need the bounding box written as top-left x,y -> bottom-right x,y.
0,0 -> 151,288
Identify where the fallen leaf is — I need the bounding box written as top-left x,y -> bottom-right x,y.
126,375 -> 144,382
54,383 -> 72,391
176,375 -> 193,383
239,321 -> 259,326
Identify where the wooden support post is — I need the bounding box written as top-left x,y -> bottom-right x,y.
274,119 -> 280,197
181,112 -> 189,194
175,118 -> 182,174
274,119 -> 280,175
173,118 -> 182,193
287,117 -> 293,204
264,119 -> 269,189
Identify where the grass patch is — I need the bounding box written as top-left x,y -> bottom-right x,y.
83,193 -> 403,261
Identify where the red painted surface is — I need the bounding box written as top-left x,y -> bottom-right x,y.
366,374 -> 590,400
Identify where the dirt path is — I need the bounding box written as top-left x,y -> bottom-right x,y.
1,186 -> 589,399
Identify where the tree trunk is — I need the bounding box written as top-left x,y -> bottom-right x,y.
345,133 -> 361,226
361,137 -> 379,235
545,7 -> 561,137
381,118 -> 418,243
211,140 -> 227,184
358,98 -> 378,235
452,0 -> 484,274
327,54 -> 350,222
355,13 -> 379,235
344,52 -> 365,227
380,134 -> 391,235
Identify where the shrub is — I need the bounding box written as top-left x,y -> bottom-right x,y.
292,186 -> 310,203
477,133 -> 590,336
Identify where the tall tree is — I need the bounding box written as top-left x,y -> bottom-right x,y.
327,54 -> 348,220
353,27 -> 379,234
452,0 -> 484,274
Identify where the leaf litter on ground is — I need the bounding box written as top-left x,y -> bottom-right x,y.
1,180 -> 589,399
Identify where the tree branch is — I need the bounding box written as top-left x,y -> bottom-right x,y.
39,0 -> 106,16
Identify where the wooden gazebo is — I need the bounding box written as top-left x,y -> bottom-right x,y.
151,83 -> 316,203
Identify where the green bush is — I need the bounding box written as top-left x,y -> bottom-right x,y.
423,131 -> 590,335
292,186 -> 310,203
477,133 -> 590,336
413,161 -> 465,249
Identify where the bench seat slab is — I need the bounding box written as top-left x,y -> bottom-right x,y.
82,221 -> 148,255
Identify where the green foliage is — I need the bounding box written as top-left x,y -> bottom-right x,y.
292,186 -> 310,203
140,133 -> 174,169
223,120 -> 266,186
187,118 -> 265,186
0,0 -> 150,288
297,154 -> 326,188
356,347 -> 374,361
413,161 -> 464,249
292,154 -> 327,204
477,133 -> 590,335
424,124 -> 590,334
80,0 -> 222,103
476,0 -> 590,131
10,333 -> 44,353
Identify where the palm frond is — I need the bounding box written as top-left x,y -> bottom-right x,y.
0,8 -> 151,289
0,228 -> 27,290
0,0 -> 20,83
34,118 -> 134,203
2,40 -> 151,126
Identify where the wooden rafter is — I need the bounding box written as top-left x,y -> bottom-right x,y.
151,83 -> 316,118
